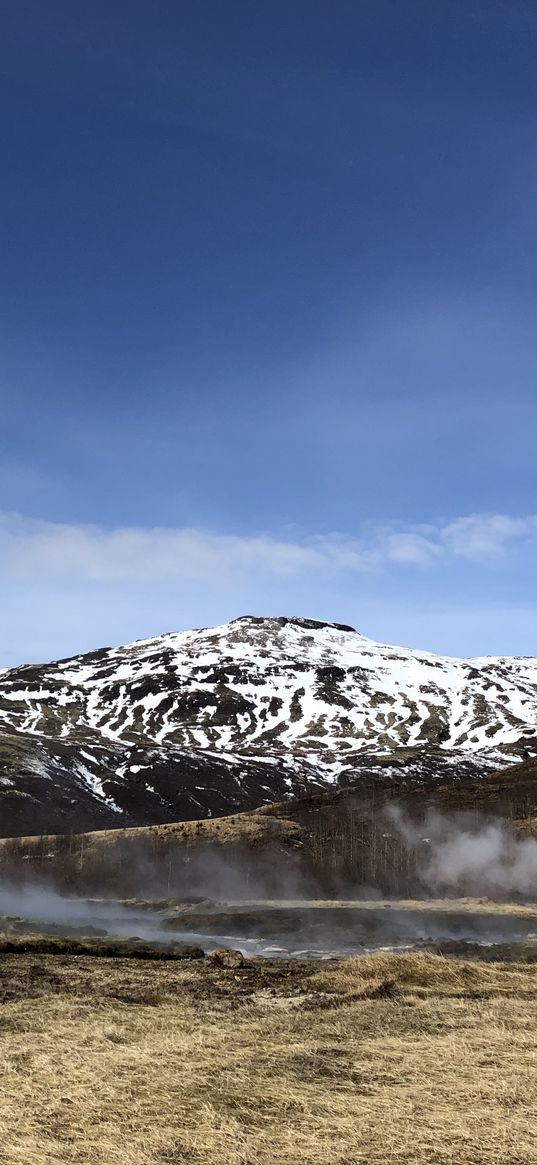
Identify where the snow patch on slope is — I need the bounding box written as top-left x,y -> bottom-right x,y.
0,616 -> 536,818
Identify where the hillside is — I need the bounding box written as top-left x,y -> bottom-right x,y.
1,614 -> 537,836
2,757 -> 536,898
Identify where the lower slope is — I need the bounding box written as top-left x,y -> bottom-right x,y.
2,756 -> 536,898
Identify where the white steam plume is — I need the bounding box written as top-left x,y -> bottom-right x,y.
385,806 -> 537,898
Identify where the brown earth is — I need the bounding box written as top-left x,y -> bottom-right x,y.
0,948 -> 536,1163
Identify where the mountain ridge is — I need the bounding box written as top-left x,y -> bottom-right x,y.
1,614 -> 536,836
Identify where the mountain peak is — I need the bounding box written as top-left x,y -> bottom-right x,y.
1,616 -> 537,836
229,615 -> 357,634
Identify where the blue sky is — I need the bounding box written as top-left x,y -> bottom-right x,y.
2,0 -> 537,664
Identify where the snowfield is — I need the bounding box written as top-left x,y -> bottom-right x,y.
0,615 -> 536,829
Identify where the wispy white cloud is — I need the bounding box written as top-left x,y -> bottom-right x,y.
441,514 -> 537,561
1,511 -> 536,584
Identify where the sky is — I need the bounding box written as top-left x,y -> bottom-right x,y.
2,0 -> 537,665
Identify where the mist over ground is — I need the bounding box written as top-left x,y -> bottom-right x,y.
386,807 -> 537,899
0,805 -> 536,957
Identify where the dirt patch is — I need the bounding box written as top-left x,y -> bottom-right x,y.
0,950 -> 536,1164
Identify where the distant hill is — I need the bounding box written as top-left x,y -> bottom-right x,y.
1,615 -> 537,836
1,757 -> 536,900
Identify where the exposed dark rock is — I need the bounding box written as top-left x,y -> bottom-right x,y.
0,614 -> 536,836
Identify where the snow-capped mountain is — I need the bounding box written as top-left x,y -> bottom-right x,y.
1,615 -> 536,836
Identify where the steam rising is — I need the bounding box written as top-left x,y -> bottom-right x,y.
386,806 -> 537,898
1,807 -> 537,958
0,884 -> 169,942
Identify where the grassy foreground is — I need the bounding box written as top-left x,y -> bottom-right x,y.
0,950 -> 536,1164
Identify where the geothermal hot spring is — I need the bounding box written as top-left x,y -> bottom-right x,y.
2,815 -> 537,958
1,888 -> 537,960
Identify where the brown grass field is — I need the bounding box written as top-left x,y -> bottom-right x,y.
0,948 -> 536,1164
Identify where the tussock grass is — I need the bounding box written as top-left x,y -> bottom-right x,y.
0,935 -> 204,960
312,950 -> 537,999
0,951 -> 536,1163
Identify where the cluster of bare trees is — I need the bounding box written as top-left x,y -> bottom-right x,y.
1,777 -> 534,900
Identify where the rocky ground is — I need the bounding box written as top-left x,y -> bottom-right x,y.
2,615 -> 537,835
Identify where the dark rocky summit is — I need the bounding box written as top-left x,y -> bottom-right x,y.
0,615 -> 536,836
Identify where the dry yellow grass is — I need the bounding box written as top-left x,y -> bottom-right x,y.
187,896 -> 537,918
311,948 -> 537,998
0,951 -> 536,1164
0,808 -> 302,854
